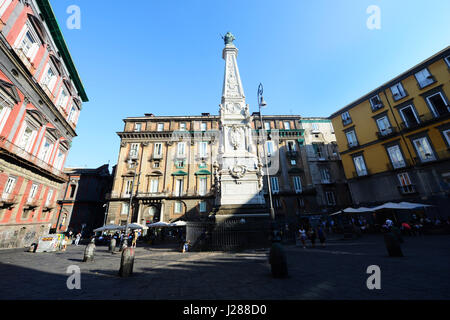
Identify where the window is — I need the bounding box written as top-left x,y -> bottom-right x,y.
345,130 -> 358,147
353,155 -> 368,176
175,160 -> 185,168
54,149 -> 65,170
398,173 -> 415,194
369,95 -> 383,110
425,92 -> 449,117
38,138 -> 54,162
341,112 -> 352,125
69,184 -> 76,198
442,129 -> 450,147
67,106 -> 77,123
415,68 -> 434,88
174,201 -> 183,213
376,116 -> 392,135
153,143 -> 162,158
157,123 -> 164,131
274,198 -> 282,208
124,180 -> 132,196
264,122 -> 271,130
150,179 -> 158,193
199,161 -> 207,168
266,141 -> 274,157
290,159 -> 296,166
287,141 -> 296,152
121,203 -> 129,215
201,122 -> 207,131
297,197 -> 305,208
28,184 -> 38,201
177,142 -> 186,158
320,168 -> 331,183
293,176 -> 302,193
3,176 -> 16,198
445,55 -> 450,68
153,161 -> 160,168
134,123 -> 142,132
390,82 -> 407,100
326,191 -> 336,206
284,121 -> 291,130
199,201 -> 206,213
199,177 -> 207,196
17,27 -> 39,60
0,0 -> 12,17
313,143 -> 325,158
199,141 -> 208,157
129,143 -> 139,159
45,189 -> 53,206
0,91 -> 13,133
18,125 -> 36,152
56,89 -> 69,109
175,179 -> 184,196
399,105 -> 420,128
311,123 -> 319,133
387,145 -> 406,169
179,122 -> 186,131
412,137 -> 435,162
270,177 -> 279,193
41,64 -> 57,91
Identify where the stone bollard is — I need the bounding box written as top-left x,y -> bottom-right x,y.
269,242 -> 288,278
83,241 -> 96,262
28,243 -> 37,253
109,238 -> 116,253
119,247 -> 135,277
384,232 -> 403,257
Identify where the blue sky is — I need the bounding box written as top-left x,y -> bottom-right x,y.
49,0 -> 450,169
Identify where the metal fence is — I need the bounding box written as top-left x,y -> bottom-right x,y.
186,219 -> 271,252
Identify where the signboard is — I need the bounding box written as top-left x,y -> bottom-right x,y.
36,234 -> 61,252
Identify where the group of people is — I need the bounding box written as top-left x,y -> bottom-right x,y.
297,224 -> 327,249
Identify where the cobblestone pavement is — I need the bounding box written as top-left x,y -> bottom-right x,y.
0,234 -> 449,300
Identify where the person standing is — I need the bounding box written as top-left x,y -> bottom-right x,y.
75,232 -> 81,246
308,227 -> 317,248
298,226 -> 307,249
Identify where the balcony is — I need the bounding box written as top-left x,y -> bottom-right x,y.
386,158 -> 411,171
397,185 -> 417,195
371,103 -> 384,112
0,194 -> 18,208
400,111 -> 450,132
342,118 -> 352,126
413,149 -> 450,165
286,150 -> 298,158
347,142 -> 359,150
15,48 -> 36,73
376,127 -> 398,140
149,154 -> 163,161
0,136 -> 67,182
320,179 -> 334,184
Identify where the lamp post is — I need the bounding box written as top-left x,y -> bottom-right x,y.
122,158 -> 138,249
257,83 -> 275,222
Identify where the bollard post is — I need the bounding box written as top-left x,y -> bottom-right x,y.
269,230 -> 288,278
28,243 -> 37,253
83,240 -> 96,262
119,247 -> 135,277
384,232 -> 403,257
109,238 -> 116,253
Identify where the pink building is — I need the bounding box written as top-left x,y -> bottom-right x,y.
0,0 -> 87,248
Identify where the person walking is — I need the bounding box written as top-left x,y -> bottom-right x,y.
308,227 -> 317,248
298,226 -> 307,248
75,232 -> 81,246
317,225 -> 326,247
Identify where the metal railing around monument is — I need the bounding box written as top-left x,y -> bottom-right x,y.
186,219 -> 271,252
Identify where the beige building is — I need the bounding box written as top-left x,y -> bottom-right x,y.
105,113 -> 351,226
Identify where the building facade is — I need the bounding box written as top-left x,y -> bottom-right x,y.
329,46 -> 450,216
55,165 -> 112,236
300,118 -> 353,214
106,113 -> 351,227
0,0 -> 87,248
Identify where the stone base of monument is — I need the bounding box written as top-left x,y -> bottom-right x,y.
186,205 -> 271,252
119,247 -> 135,277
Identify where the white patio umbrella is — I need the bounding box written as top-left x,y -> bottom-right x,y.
93,224 -> 124,232
127,223 -> 149,230
147,221 -> 172,227
170,220 -> 187,227
398,202 -> 433,209
330,207 -> 375,216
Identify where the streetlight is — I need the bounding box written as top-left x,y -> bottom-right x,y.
121,158 -> 139,249
257,83 -> 275,222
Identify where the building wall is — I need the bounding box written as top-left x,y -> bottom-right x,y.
106,114 -> 351,226
0,0 -> 87,248
329,47 -> 450,214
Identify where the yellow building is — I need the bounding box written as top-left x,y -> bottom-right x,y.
329,46 -> 450,214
